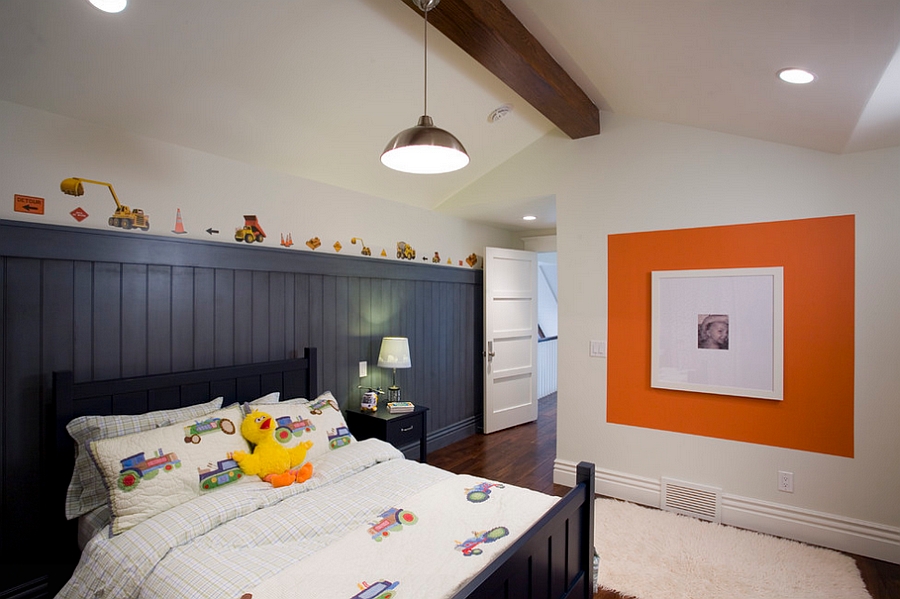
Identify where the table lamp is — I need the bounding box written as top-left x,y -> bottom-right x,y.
377,337 -> 411,402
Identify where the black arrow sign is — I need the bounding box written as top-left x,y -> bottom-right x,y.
21,204 -> 39,212
206,228 -> 219,235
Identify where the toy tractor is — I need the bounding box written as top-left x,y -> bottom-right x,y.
235,215 -> 265,243
60,177 -> 150,231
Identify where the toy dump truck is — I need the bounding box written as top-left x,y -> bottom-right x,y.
60,177 -> 150,231
235,215 -> 266,243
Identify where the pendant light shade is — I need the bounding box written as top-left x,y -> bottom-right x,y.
381,0 -> 469,174
381,116 -> 469,174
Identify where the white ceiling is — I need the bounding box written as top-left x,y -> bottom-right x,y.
2,0 -> 899,233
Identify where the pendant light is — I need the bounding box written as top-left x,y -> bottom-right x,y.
381,0 -> 469,174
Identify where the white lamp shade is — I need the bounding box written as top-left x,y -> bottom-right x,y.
377,337 -> 412,369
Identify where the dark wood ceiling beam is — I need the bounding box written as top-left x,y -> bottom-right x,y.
401,0 -> 600,139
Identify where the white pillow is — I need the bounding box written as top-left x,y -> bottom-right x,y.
89,405 -> 251,535
247,391 -> 355,463
65,397 -> 224,519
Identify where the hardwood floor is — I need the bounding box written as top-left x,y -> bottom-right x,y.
428,393 -> 900,599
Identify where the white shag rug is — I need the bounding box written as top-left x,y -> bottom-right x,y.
594,498 -> 871,599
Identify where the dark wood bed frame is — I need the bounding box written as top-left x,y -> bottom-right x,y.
52,348 -> 595,599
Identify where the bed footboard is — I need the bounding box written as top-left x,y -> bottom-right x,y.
453,461 -> 596,599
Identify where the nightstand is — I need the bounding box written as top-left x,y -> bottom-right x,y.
346,405 -> 429,463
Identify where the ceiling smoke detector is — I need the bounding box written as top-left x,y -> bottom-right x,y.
488,104 -> 514,123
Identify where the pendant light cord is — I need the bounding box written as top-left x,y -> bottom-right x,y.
423,5 -> 429,117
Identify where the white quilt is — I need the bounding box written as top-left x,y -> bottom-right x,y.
56,439 -> 558,599
241,473 -> 559,599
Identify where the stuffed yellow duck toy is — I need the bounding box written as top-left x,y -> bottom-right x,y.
233,410 -> 314,487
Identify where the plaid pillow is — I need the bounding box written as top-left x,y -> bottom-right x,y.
65,397 -> 223,520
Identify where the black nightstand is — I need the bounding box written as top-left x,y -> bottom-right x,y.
346,405 -> 429,463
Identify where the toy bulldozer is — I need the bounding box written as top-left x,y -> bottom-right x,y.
60,177 -> 150,231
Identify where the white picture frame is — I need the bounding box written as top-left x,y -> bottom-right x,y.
651,267 -> 784,400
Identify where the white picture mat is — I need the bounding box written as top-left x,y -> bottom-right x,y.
651,267 -> 784,400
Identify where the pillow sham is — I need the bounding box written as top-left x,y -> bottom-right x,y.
89,405 -> 251,535
249,391 -> 355,463
65,396 -> 224,520
226,391 -> 280,410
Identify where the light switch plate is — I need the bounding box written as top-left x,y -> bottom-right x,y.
590,340 -> 606,357
359,361 -> 367,377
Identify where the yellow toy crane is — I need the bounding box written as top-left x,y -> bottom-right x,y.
60,177 -> 150,231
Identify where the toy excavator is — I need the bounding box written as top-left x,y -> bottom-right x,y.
60,177 -> 150,231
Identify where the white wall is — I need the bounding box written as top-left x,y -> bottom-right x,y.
0,100 -> 521,263
452,112 -> 900,561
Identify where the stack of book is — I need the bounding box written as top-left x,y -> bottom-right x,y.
387,401 -> 415,414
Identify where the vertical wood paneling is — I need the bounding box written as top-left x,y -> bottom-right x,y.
322,276 -> 337,393
0,258 -> 4,557
73,261 -> 94,380
293,274 -> 310,358
214,269 -> 235,367
283,273 -> 295,361
308,275 -> 324,384
171,266 -> 194,372
92,263 -> 121,380
233,270 -> 252,365
268,272 -> 286,360
335,276 -> 350,404
147,265 -> 172,374
121,264 -> 148,377
42,261 -> 75,378
251,271 -> 269,363
3,258 -> 42,557
193,268 -> 215,370
0,222 -> 482,578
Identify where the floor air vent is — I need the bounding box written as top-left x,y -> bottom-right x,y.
661,478 -> 722,523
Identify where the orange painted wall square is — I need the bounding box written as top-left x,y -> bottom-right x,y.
607,215 -> 854,457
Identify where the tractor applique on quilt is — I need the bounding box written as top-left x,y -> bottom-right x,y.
368,507 -> 418,541
351,580 -> 399,599
117,448 -> 181,491
183,416 -> 236,444
454,526 -> 509,556
465,482 -> 505,503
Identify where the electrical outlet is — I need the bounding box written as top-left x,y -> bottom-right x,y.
778,470 -> 794,493
359,361 -> 367,378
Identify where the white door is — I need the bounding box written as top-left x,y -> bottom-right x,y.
483,247 -> 539,433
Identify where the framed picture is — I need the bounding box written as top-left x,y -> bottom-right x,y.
651,267 -> 784,400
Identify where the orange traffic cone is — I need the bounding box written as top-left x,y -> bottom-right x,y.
172,209 -> 187,234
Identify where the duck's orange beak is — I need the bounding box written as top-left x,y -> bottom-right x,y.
261,418 -> 272,430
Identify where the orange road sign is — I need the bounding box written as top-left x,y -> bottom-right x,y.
14,194 -> 45,215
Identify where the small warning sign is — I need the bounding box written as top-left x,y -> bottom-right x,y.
70,207 -> 89,222
14,194 -> 45,215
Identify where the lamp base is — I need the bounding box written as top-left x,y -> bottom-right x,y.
387,386 -> 401,402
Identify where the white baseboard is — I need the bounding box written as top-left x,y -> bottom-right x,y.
554,459 -> 900,565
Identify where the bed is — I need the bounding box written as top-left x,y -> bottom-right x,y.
51,348 -> 595,599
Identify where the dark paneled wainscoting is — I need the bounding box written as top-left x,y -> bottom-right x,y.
0,220 -> 483,594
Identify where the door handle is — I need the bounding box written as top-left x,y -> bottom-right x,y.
485,341 -> 495,362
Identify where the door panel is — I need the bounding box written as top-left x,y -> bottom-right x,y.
484,247 -> 538,433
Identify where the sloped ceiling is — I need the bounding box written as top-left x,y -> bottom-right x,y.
2,0 -> 898,232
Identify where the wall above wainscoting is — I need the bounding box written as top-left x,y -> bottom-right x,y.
0,219 -> 483,593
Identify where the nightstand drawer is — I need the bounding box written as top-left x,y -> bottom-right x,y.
386,413 -> 423,447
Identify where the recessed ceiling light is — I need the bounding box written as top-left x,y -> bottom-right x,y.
88,0 -> 127,13
522,215 -> 537,221
777,68 -> 816,84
